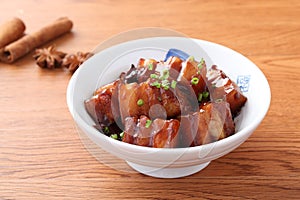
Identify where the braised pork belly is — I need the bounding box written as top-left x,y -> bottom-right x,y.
85,54 -> 247,148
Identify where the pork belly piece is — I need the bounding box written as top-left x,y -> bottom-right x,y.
160,87 -> 181,118
85,59 -> 157,127
178,58 -> 207,100
118,79 -> 182,122
206,65 -> 247,116
118,82 -> 139,123
138,81 -> 164,118
152,118 -> 180,148
179,101 -> 235,147
118,81 -> 164,120
118,81 -> 162,123
122,116 -> 138,145
122,115 -> 180,148
119,64 -> 138,84
164,56 -> 183,79
84,80 -> 120,126
162,80 -> 199,117
120,58 -> 157,84
118,78 -> 198,123
136,58 -> 158,83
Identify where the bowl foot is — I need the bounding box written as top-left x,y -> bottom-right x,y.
126,161 -> 210,178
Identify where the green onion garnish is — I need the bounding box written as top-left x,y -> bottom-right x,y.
120,131 -> 125,139
148,63 -> 153,70
197,63 -> 203,70
151,81 -> 161,88
202,91 -> 209,98
161,80 -> 169,87
103,126 -> 109,134
145,119 -> 152,128
191,77 -> 199,85
137,99 -> 144,106
163,85 -> 169,90
110,134 -> 118,140
188,56 -> 194,62
200,58 -> 205,65
161,80 -> 170,90
198,93 -> 203,102
197,58 -> 205,71
160,69 -> 169,80
171,80 -> 177,89
150,74 -> 159,79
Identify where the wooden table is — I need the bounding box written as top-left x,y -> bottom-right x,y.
1,0 -> 299,199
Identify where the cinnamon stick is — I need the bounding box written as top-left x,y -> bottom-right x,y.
0,18 -> 26,48
0,17 -> 73,63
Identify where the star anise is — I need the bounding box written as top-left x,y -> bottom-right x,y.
33,46 -> 66,69
62,52 -> 93,73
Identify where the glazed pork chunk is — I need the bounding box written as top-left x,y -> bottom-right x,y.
206,65 -> 247,116
179,101 -> 235,147
120,58 -> 158,84
123,101 -> 235,148
84,80 -> 120,127
118,79 -> 197,123
122,115 -> 180,148
166,56 -> 208,97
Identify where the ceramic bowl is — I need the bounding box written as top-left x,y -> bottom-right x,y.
67,37 -> 271,178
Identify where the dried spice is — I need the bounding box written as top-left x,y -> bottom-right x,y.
33,46 -> 66,69
62,52 -> 93,73
1,17 -> 73,63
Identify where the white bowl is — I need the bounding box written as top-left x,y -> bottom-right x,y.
67,37 -> 271,178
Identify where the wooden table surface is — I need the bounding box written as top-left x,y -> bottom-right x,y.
1,0 -> 299,199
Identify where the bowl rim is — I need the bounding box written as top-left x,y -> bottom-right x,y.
66,37 -> 271,155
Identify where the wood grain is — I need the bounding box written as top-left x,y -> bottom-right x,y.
0,0 -> 299,199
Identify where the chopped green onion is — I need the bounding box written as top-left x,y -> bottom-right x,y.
161,80 -> 169,87
191,77 -> 199,85
187,56 -> 194,62
151,81 -> 161,88
171,80 -> 177,89
200,58 -> 205,65
161,80 -> 170,90
103,126 -> 109,134
197,58 -> 205,71
137,99 -> 144,106
197,63 -> 203,69
150,74 -> 159,79
145,119 -> 152,128
160,69 -> 169,80
148,62 -> 153,70
120,131 -> 125,139
163,85 -> 169,90
197,63 -> 203,70
157,96 -> 162,102
110,134 -> 118,140
202,91 -> 209,98
198,93 -> 203,102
